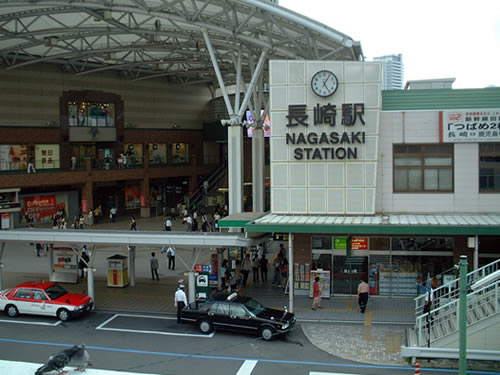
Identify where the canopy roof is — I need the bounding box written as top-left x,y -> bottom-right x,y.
0,0 -> 362,87
220,213 -> 500,235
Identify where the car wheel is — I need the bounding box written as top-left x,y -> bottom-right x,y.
198,319 -> 213,334
57,308 -> 70,322
260,326 -> 274,341
6,304 -> 18,318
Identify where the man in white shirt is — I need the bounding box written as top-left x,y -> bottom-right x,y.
164,217 -> 172,231
186,215 -> 193,231
174,284 -> 188,323
167,246 -> 176,270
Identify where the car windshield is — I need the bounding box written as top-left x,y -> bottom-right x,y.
45,284 -> 68,300
243,298 -> 266,315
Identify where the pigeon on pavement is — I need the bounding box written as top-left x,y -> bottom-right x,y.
70,343 -> 93,372
35,345 -> 79,375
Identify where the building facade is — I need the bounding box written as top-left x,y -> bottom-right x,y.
240,66 -> 500,297
374,54 -> 404,90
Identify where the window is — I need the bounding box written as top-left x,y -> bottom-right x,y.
32,290 -> 48,300
172,143 -> 188,165
479,143 -> 500,192
391,237 -> 454,252
312,236 -> 332,250
14,289 -> 31,299
69,101 -> 115,127
230,304 -> 248,318
212,302 -> 229,315
393,144 -> 453,192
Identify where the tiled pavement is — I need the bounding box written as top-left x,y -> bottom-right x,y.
2,214 -> 415,367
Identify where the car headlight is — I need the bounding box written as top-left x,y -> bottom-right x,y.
281,322 -> 289,330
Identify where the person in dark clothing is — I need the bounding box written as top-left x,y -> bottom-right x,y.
260,254 -> 268,281
79,252 -> 90,278
130,216 -> 137,231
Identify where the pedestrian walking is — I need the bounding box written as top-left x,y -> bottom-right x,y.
167,246 -> 176,270
150,252 -> 160,280
174,284 -> 187,323
272,253 -> 282,286
164,217 -> 172,231
241,253 -> 251,287
35,243 -> 42,257
185,214 -> 192,231
234,260 -> 242,291
27,155 -> 36,173
79,251 -> 90,278
260,254 -> 268,281
220,259 -> 228,289
130,216 -> 137,231
252,255 -> 260,282
312,276 -> 322,310
110,206 -> 117,222
281,257 -> 289,289
357,278 -> 369,313
79,214 -> 85,229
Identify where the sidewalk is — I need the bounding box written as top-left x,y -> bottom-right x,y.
3,214 -> 414,367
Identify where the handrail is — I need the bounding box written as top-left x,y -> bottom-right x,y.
415,279 -> 500,346
186,161 -> 227,210
415,258 -> 500,316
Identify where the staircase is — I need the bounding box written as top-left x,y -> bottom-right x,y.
186,161 -> 227,211
402,259 -> 500,361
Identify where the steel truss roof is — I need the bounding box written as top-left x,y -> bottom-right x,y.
0,0 -> 362,87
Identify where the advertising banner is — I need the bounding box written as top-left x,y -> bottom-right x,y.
22,195 -> 57,222
440,109 -> 500,143
351,238 -> 368,250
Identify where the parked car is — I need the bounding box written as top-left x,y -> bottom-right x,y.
0,280 -> 93,321
181,292 -> 296,340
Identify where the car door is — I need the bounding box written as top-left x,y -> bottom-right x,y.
31,289 -> 53,317
229,304 -> 257,334
11,288 -> 33,314
209,302 -> 230,330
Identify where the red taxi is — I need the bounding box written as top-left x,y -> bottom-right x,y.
0,280 -> 93,321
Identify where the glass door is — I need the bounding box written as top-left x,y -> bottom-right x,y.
333,256 -> 368,294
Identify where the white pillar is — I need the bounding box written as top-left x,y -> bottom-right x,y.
288,233 -> 294,313
252,126 -> 265,212
188,271 -> 196,304
228,125 -> 243,215
0,242 -> 5,290
474,235 -> 479,270
87,267 -> 95,309
128,246 -> 136,287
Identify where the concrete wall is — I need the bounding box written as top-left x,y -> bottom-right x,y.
0,64 -> 212,129
377,111 -> 500,214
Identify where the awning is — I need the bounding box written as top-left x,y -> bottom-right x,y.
218,212 -> 268,228
244,214 -> 500,235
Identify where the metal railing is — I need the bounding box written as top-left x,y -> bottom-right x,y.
186,161 -> 227,211
415,258 -> 500,316
415,279 -> 500,346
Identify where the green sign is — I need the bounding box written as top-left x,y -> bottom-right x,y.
334,237 -> 347,250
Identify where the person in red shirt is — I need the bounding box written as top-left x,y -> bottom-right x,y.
312,276 -> 322,310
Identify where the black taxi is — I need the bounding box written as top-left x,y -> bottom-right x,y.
180,292 -> 296,340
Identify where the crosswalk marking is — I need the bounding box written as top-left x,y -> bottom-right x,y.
236,360 -> 258,375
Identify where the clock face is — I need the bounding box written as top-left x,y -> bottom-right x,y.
311,70 -> 338,97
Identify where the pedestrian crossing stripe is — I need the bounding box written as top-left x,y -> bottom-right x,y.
0,359 -> 166,375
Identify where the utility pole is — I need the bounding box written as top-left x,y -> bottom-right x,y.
459,255 -> 468,375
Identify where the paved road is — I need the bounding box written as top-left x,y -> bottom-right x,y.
1,310 -> 498,375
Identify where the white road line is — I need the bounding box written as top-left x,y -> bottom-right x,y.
236,360 -> 258,375
0,359 -> 166,375
0,318 -> 62,326
95,313 -> 215,338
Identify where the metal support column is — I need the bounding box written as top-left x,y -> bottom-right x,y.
473,235 -> 479,270
459,255 -> 468,375
252,126 -> 265,212
87,267 -> 95,309
0,241 -> 5,290
228,125 -> 244,214
128,245 -> 136,287
288,233 -> 294,313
